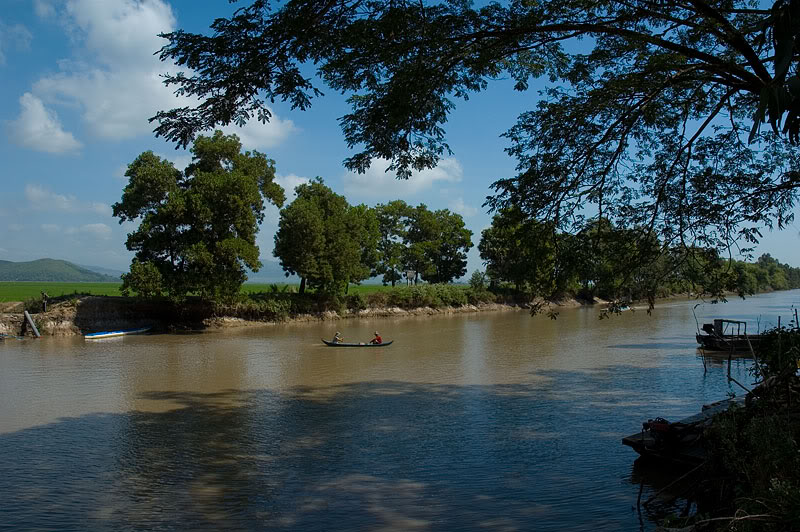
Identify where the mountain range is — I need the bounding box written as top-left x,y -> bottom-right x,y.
0,259 -> 121,282
0,258 -> 298,284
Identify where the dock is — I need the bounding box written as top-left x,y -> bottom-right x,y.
622,396 -> 746,465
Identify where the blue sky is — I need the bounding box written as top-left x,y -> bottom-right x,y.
1,0 -> 799,278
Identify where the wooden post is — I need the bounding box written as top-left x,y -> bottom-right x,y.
23,311 -> 41,338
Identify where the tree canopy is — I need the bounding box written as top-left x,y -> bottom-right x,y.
112,131 -> 285,300
151,0 -> 800,303
273,178 -> 379,294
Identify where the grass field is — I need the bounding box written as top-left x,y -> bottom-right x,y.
0,281 -> 401,302
240,282 -> 397,295
0,282 -> 123,302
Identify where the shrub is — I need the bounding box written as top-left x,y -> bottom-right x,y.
345,293 -> 368,311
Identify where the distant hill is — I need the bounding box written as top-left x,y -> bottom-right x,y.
77,264 -> 124,279
0,259 -> 120,282
245,260 -> 300,284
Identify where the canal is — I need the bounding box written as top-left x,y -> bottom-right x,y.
2,290 -> 798,530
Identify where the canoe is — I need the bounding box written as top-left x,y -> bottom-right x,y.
85,327 -> 151,340
322,339 -> 393,347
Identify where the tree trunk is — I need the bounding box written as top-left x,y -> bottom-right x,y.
299,277 -> 306,294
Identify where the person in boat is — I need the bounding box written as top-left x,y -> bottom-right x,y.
332,331 -> 344,343
369,331 -> 382,344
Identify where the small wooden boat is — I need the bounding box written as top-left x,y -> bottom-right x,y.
85,327 -> 151,340
695,319 -> 762,352
622,396 -> 746,465
322,339 -> 393,347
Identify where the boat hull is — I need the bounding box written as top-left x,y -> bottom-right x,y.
85,327 -> 151,340
696,333 -> 761,352
322,339 -> 393,347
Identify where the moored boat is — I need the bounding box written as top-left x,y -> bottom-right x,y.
322,339 -> 393,347
695,319 -> 762,352
85,327 -> 151,340
622,396 -> 746,465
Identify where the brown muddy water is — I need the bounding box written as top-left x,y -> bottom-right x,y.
2,291 -> 799,531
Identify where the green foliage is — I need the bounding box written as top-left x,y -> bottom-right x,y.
120,260 -> 164,299
479,209 -> 800,304
698,326 -> 800,531
374,200 -> 411,286
345,292 -> 368,311
113,131 -> 284,302
752,326 -> 800,383
152,0 -> 800,296
273,178 -> 379,295
404,204 -> 473,284
469,270 -> 486,291
479,207 -> 563,296
376,284 -> 484,309
705,401 -> 800,531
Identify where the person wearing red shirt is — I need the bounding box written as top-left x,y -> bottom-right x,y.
369,331 -> 382,344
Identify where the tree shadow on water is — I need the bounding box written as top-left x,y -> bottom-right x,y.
0,378 -> 687,531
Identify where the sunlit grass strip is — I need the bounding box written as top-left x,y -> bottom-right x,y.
240,283 -> 399,295
0,282 -> 123,302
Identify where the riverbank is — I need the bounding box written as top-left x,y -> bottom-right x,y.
0,293 -> 604,337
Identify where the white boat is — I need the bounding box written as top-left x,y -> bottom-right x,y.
85,327 -> 151,340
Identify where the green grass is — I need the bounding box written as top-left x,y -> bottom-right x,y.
240,282 -> 398,295
0,282 -> 123,302
1,280 -> 457,303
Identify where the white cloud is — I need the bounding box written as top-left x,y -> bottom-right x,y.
275,174 -> 310,200
90,202 -> 111,216
8,224 -> 24,231
446,197 -> 479,218
42,222 -> 113,239
7,93 -> 82,154
343,157 -> 463,200
113,163 -> 128,180
26,184 -> 78,210
25,184 -> 111,217
0,20 -> 32,65
34,0 -> 58,19
221,118 -> 297,151
26,0 -> 296,145
155,152 -> 191,172
41,223 -> 61,233
260,174 -> 310,225
65,223 -> 112,238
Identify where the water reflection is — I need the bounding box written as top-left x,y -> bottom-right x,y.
2,380 -> 657,531
1,289 -> 799,531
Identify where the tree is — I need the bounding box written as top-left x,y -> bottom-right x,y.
112,131 -> 285,301
273,178 -> 379,294
152,0 -> 800,302
375,200 -> 411,286
426,208 -> 474,284
479,207 -> 563,296
403,205 -> 473,284
120,259 -> 164,299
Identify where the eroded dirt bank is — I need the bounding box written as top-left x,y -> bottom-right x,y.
0,295 -> 603,337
